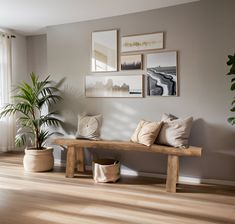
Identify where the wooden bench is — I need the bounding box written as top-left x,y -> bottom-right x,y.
53,138 -> 202,193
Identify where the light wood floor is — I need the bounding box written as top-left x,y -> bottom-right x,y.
0,152 -> 235,224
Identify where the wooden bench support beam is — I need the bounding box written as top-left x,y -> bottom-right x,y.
66,146 -> 76,178
75,147 -> 85,172
166,155 -> 179,193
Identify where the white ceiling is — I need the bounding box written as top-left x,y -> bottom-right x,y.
0,0 -> 198,36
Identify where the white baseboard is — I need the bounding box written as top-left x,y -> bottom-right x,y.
54,160 -> 235,187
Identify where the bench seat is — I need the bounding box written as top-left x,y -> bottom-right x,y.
53,138 -> 202,193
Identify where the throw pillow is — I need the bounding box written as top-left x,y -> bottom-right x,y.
76,113 -> 102,140
157,113 -> 193,148
131,120 -> 162,146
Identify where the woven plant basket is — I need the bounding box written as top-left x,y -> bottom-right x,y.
23,147 -> 54,172
92,158 -> 120,183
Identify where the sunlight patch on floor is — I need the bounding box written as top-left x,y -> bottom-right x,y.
26,210 -> 98,224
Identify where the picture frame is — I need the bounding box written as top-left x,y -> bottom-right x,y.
120,54 -> 143,70
91,29 -> 118,72
85,75 -> 143,98
146,51 -> 178,96
121,32 -> 164,53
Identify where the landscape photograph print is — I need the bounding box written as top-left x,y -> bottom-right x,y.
121,54 -> 142,70
147,51 -> 177,96
85,75 -> 143,98
121,32 -> 164,53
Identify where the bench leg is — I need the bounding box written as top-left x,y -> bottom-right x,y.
166,155 -> 179,193
66,146 -> 76,178
76,147 -> 85,172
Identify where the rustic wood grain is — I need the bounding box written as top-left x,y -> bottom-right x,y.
53,138 -> 202,157
0,152 -> 234,224
166,155 -> 179,193
75,147 -> 85,172
65,146 -> 75,177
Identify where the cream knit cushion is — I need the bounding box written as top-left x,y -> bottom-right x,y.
76,113 -> 102,140
157,113 -> 193,148
131,120 -> 162,146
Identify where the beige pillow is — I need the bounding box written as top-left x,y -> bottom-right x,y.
157,113 -> 193,148
76,113 -> 102,140
131,120 -> 162,146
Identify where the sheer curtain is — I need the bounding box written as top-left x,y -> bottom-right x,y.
0,33 -> 15,152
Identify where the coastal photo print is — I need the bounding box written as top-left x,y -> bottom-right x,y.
121,54 -> 142,70
85,75 -> 143,98
146,51 -> 177,96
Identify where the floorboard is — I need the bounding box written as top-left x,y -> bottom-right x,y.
0,152 -> 234,224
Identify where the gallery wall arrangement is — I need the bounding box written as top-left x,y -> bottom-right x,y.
87,29 -> 177,97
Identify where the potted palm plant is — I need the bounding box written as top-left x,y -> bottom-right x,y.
227,53 -> 235,125
0,73 -> 63,172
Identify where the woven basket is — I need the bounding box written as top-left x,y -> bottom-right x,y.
23,147 -> 54,172
92,159 -> 120,183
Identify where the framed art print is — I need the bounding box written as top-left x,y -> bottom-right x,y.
91,29 -> 118,72
120,54 -> 142,70
121,32 -> 163,53
85,75 -> 143,98
146,51 -> 177,96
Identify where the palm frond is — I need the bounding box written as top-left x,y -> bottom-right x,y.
30,72 -> 39,87
1,73 -> 63,149
228,117 -> 235,125
41,117 -> 62,127
0,103 -> 31,118
38,130 -> 56,148
16,116 -> 34,129
15,132 -> 34,147
38,95 -> 62,108
17,83 -> 35,104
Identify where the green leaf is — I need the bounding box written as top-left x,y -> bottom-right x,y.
0,104 -> 15,118
38,130 -> 51,148
15,132 -> 31,147
231,82 -> 235,91
30,72 -> 38,87
227,54 -> 235,75
17,116 -> 33,127
231,106 -> 235,112
227,54 -> 235,65
39,111 -> 62,128
232,77 -> 235,83
228,117 -> 235,125
38,94 -> 62,108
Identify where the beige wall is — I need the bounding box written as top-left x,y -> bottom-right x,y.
27,34 -> 47,76
43,0 -> 235,182
11,34 -> 28,84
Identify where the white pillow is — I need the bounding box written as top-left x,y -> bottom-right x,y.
76,113 -> 102,140
157,113 -> 193,148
